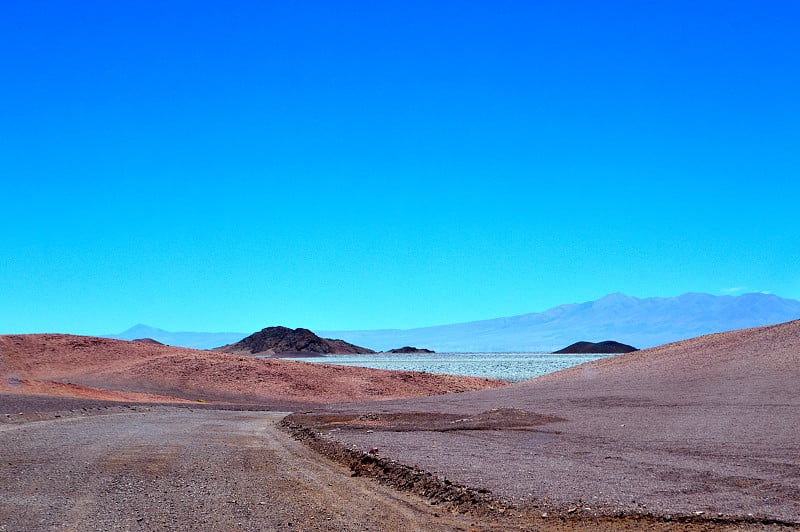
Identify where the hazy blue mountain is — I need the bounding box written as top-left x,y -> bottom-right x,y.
108,292 -> 800,352
318,293 -> 800,352
106,324 -> 247,350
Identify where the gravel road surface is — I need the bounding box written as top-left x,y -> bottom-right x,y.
1,407 -> 497,531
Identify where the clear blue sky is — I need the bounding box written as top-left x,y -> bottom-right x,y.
2,1 -> 798,335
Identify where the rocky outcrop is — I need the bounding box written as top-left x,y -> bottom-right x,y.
215,326 -> 375,356
385,346 -> 435,354
553,340 -> 638,354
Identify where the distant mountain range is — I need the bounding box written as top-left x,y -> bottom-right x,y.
108,292 -> 800,352
106,324 -> 247,350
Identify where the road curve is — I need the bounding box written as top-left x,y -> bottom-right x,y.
1,408 -> 488,531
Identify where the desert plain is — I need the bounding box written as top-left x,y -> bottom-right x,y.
1,320 -> 799,530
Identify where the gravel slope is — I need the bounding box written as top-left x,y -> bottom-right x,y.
291,320 -> 800,526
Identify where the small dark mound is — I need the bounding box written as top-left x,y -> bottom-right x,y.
553,340 -> 638,354
215,326 -> 375,355
385,346 -> 435,354
132,338 -> 164,345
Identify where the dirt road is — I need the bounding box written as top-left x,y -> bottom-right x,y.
3,407 -> 786,531
0,408 -> 493,531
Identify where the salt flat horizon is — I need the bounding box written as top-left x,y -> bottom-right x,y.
280,351 -> 614,382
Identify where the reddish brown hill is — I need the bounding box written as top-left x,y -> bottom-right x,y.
529,318 -> 800,404
216,326 -> 374,356
0,334 -> 503,405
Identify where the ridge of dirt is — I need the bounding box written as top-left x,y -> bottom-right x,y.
280,416 -> 499,513
284,408 -> 566,432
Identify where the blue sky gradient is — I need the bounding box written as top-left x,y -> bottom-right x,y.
2,1 -> 799,334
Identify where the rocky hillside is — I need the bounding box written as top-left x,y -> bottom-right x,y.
216,326 -> 375,356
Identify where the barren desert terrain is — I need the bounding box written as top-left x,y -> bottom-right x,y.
2,322 -> 799,530
288,319 -> 800,528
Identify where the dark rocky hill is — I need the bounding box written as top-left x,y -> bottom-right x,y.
385,346 -> 435,354
216,326 -> 375,356
553,340 -> 638,354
